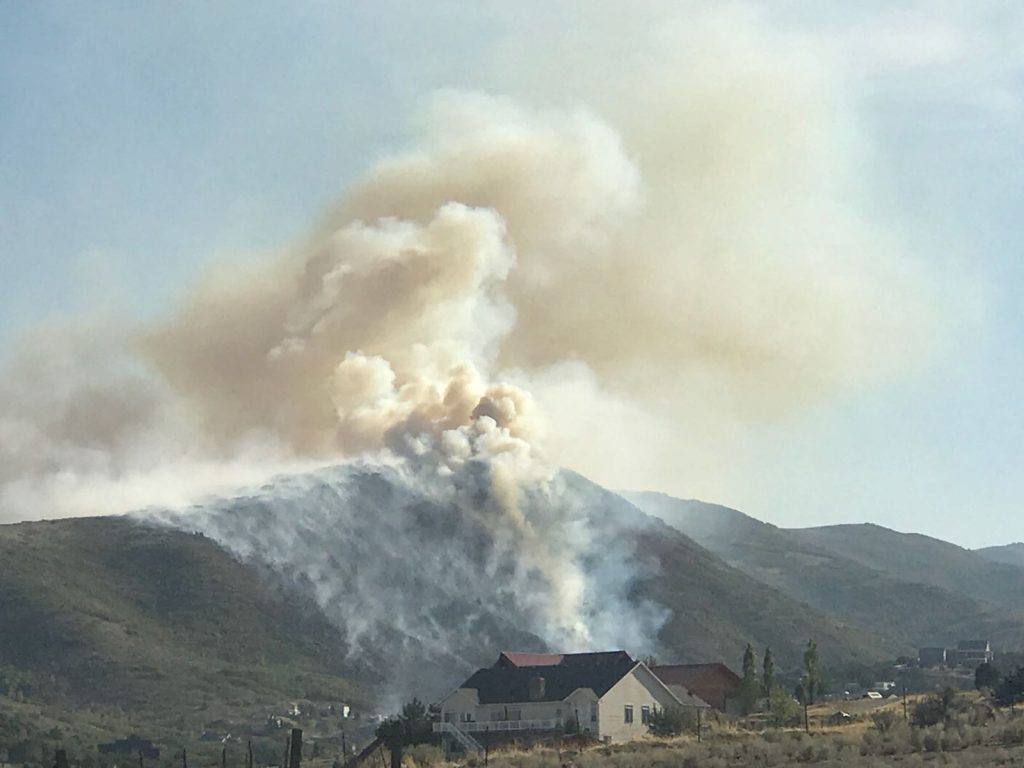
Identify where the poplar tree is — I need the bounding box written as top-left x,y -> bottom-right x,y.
803,639 -> 820,705
739,644 -> 760,713
763,647 -> 775,696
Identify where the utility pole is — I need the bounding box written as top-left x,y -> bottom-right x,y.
697,708 -> 702,743
484,726 -> 489,768
804,699 -> 810,734
902,687 -> 908,721
288,728 -> 303,768
182,749 -> 188,768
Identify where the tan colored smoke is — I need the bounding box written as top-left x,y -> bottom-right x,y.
144,77 -> 936,473
1,9 -> 942,524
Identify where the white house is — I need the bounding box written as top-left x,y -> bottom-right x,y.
435,651 -> 707,752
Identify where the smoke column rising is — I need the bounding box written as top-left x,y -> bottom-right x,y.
0,11 -> 944,658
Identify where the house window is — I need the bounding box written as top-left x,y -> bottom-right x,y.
641,706 -> 650,725
508,709 -> 522,722
590,703 -> 598,723
624,705 -> 634,724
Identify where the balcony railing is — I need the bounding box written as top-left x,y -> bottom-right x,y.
432,722 -> 483,752
434,718 -> 564,734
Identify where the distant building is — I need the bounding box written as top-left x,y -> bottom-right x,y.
918,647 -> 947,667
650,663 -> 742,712
435,651 -> 706,753
953,640 -> 993,667
98,737 -> 159,759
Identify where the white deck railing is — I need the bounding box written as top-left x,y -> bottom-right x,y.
432,722 -> 483,752
434,718 -> 564,734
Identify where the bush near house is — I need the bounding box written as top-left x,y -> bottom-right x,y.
646,706 -> 696,738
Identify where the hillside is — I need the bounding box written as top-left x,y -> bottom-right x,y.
625,492 -> 1024,652
0,516 -> 376,753
158,465 -> 901,681
976,542 -> 1024,569
554,476 -> 901,672
0,464 -> 904,753
789,524 -> 1024,611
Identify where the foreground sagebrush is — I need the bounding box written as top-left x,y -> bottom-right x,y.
434,711 -> 1024,768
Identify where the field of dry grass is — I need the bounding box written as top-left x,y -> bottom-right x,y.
408,694 -> 1024,768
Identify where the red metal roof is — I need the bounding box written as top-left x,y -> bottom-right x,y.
651,663 -> 740,711
651,663 -> 741,687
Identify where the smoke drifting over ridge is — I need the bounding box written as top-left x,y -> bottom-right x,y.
0,14 -> 944,659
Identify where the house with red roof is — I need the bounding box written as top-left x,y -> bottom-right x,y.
434,651 -> 707,752
650,663 -> 741,712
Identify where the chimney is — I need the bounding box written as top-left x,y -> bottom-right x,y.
529,676 -> 546,701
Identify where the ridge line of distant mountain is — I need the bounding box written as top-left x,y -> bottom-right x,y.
623,490 -> 1024,652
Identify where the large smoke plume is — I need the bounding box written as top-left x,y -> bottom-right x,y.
0,9 -> 944,663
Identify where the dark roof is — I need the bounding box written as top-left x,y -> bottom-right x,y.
494,651 -> 633,668
461,653 -> 637,704
559,651 -> 634,667
652,663 -> 741,688
495,652 -> 564,667
957,640 -> 990,651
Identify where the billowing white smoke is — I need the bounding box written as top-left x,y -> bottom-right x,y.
150,462 -> 667,699
0,12 -> 945,664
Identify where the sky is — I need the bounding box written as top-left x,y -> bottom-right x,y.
1,1 -> 1022,547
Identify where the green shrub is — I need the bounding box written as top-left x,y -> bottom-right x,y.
922,727 -> 943,753
766,686 -> 801,728
646,705 -> 695,738
941,728 -> 962,751
999,719 -> 1024,746
872,709 -> 899,733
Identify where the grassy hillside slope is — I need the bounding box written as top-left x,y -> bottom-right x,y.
626,492 -> 1024,651
561,479 -> 902,673
1,471 -> 903,732
789,523 -> 1024,611
0,517 -> 374,729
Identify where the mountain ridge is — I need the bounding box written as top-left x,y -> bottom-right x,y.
625,491 -> 1024,652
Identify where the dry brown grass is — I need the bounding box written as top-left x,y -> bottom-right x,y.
427,698 -> 1024,768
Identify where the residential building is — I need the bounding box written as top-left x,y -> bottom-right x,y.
435,651 -> 706,752
918,647 -> 947,668
650,663 -> 741,712
953,640 -> 993,667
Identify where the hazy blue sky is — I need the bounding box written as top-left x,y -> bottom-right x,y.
1,2 -> 1022,546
